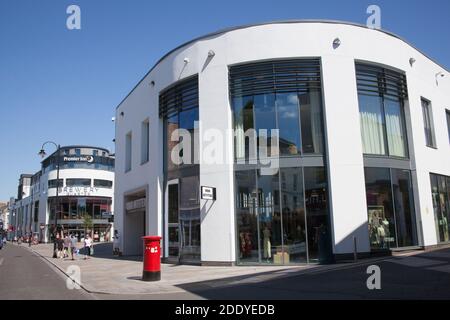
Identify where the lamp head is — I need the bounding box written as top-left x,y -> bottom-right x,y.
38,149 -> 46,158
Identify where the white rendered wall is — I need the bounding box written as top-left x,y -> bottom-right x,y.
115,22 -> 450,261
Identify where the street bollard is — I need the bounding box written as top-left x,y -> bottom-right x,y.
142,236 -> 162,281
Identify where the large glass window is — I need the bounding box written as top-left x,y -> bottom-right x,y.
276,93 -> 301,156
365,168 -> 417,250
235,167 -> 330,265
281,168 -> 307,263
236,170 -> 259,263
230,59 -> 324,161
48,179 -> 63,189
48,197 -> 111,221
365,168 -> 396,249
391,169 -> 417,247
257,170 -> 281,263
356,64 -> 408,158
66,179 -> 91,187
160,76 -> 200,262
179,176 -> 200,262
94,179 -> 113,188
422,98 -> 437,148
430,173 -> 450,243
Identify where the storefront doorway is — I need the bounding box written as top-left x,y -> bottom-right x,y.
165,177 -> 201,264
124,190 -> 146,256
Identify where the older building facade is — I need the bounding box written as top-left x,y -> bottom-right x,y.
115,21 -> 450,265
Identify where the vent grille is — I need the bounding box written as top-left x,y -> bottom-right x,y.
159,75 -> 198,118
229,59 -> 322,98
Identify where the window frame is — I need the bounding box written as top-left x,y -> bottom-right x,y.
141,118 -> 150,165
125,131 -> 132,172
421,98 -> 437,148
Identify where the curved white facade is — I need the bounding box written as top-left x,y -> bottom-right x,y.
115,21 -> 450,264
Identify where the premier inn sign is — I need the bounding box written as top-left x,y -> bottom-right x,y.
63,155 -> 94,163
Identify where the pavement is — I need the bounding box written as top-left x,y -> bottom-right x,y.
2,241 -> 450,299
25,242 -> 312,295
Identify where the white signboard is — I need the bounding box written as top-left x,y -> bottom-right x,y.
201,186 -> 216,201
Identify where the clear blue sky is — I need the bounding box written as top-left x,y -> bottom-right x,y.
0,0 -> 449,200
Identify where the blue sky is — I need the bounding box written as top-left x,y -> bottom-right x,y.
0,0 -> 449,200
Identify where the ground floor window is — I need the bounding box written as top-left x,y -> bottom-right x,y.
430,173 -> 450,243
49,197 -> 112,220
364,167 -> 417,250
235,166 -> 331,265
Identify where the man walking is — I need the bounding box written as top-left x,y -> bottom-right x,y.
69,233 -> 77,261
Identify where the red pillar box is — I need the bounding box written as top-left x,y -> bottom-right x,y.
142,236 -> 162,281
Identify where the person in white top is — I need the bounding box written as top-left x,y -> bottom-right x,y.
84,235 -> 93,259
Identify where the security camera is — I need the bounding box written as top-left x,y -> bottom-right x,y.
111,117 -> 115,122
183,57 -> 190,64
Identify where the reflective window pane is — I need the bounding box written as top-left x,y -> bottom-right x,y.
233,96 -> 255,161
299,91 -> 324,154
257,170 -> 281,264
276,93 -> 301,156
280,168 -> 307,263
304,167 -> 331,262
236,170 -> 259,263
179,176 -> 200,262
385,98 -> 407,157
391,169 -> 417,247
359,94 -> 387,155
254,94 -> 277,158
365,168 -> 397,249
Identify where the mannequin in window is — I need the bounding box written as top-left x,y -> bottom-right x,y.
263,226 -> 271,261
377,218 -> 386,249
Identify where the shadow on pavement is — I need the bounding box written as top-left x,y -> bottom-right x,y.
173,247 -> 450,300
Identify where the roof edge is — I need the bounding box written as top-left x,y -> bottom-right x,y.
115,19 -> 449,110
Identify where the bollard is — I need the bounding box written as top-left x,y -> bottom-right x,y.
142,236 -> 162,281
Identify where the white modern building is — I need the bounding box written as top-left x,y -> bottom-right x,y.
114,20 -> 450,265
11,146 -> 115,243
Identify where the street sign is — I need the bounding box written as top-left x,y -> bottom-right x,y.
201,186 -> 216,201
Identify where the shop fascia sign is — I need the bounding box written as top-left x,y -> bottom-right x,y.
63,155 -> 94,163
58,186 -> 100,196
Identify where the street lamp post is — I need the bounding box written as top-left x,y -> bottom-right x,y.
39,141 -> 61,259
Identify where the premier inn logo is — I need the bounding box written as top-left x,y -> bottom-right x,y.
63,155 -> 94,163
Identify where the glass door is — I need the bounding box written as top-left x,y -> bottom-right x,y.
179,176 -> 201,263
167,181 -> 180,258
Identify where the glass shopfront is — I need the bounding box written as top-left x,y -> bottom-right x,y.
161,75 -> 201,263
364,168 -> 417,250
430,173 -> 450,243
230,59 -> 331,265
235,167 -> 329,264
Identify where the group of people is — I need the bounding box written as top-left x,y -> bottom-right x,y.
55,233 -> 94,260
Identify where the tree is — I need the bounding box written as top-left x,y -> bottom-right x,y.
82,214 -> 93,239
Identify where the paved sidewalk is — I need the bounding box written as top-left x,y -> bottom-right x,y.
23,242 -> 428,297
25,242 -> 310,295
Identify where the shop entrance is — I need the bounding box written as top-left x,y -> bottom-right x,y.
165,177 -> 201,263
124,190 -> 146,256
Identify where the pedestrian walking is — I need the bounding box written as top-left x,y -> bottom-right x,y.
57,235 -> 64,258
63,234 -> 70,258
84,234 -> 92,259
69,234 -> 77,260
